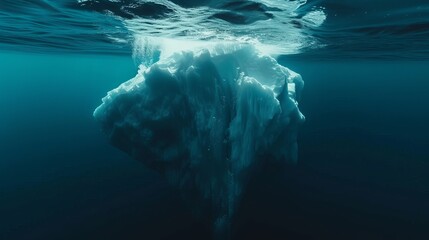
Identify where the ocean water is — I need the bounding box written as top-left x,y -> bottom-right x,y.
1,1 -> 429,240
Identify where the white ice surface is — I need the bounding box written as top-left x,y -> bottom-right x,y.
94,45 -> 304,238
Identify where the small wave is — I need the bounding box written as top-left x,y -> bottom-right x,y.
0,0 -> 428,59
73,1 -> 174,19
73,0 -> 325,56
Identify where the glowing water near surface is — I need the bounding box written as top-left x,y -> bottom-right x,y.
1,1 -> 429,240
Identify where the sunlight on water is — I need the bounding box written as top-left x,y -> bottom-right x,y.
1,1 -> 429,240
124,0 -> 326,56
1,0 -> 428,58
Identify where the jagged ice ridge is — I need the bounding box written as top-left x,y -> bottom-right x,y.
94,45 -> 304,238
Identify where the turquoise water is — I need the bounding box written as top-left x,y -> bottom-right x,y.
2,53 -> 429,240
1,1 -> 429,240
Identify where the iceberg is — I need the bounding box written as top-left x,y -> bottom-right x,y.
94,45 -> 304,238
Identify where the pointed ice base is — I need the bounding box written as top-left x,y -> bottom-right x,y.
94,45 -> 304,239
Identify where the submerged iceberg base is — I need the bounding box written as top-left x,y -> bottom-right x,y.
94,45 -> 304,239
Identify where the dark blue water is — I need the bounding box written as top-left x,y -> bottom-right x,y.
236,60 -> 429,239
1,1 -> 429,240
